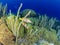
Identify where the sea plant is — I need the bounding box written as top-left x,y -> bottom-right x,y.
0,3 -> 60,45
29,15 -> 57,31
5,3 -> 33,45
20,9 -> 37,17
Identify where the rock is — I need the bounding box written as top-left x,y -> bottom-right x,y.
49,43 -> 54,45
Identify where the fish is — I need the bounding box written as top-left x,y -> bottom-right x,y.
19,18 -> 32,23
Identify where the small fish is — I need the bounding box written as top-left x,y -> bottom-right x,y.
19,17 -> 32,29
19,18 -> 32,23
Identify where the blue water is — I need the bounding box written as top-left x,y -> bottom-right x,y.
0,0 -> 60,20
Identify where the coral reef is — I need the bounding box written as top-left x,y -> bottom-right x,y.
0,3 -> 60,45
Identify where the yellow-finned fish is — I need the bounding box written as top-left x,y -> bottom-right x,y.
19,17 -> 32,29
19,18 -> 32,23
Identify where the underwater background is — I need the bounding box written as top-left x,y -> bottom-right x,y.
0,0 -> 60,45
0,0 -> 60,20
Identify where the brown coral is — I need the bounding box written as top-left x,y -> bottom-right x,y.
0,19 -> 15,45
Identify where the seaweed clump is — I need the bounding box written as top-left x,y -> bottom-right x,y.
0,3 -> 60,45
